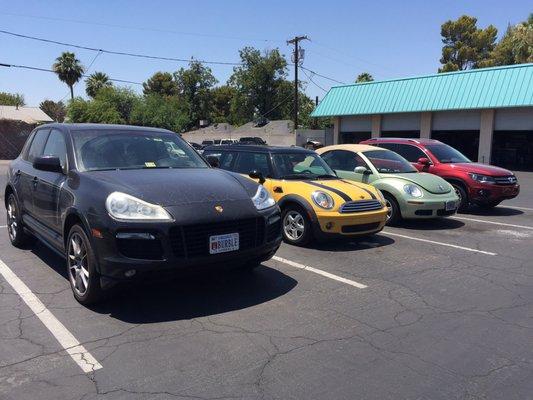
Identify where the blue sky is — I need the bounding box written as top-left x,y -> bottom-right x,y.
1,0 -> 531,106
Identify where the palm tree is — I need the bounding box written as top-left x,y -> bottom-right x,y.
52,52 -> 85,100
355,72 -> 374,83
85,72 -> 113,98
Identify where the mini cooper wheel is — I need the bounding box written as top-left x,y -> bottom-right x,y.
452,184 -> 468,212
6,194 -> 31,247
282,205 -> 312,246
66,224 -> 104,305
383,194 -> 401,225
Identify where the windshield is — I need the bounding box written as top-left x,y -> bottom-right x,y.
73,129 -> 209,172
364,150 -> 418,173
272,153 -> 336,179
425,144 -> 470,163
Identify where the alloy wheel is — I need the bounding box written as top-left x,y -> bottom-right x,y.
7,197 -> 18,242
68,233 -> 90,296
385,199 -> 393,221
283,210 -> 305,241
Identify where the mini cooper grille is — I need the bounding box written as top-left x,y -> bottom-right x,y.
494,175 -> 517,185
341,222 -> 381,233
339,200 -> 383,213
169,218 -> 264,258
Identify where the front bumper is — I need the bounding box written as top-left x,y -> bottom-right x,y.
87,206 -> 282,281
397,193 -> 460,219
314,208 -> 388,237
468,183 -> 520,204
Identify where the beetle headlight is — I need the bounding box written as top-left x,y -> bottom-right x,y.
403,184 -> 423,198
105,192 -> 172,221
311,191 -> 335,209
252,185 -> 275,210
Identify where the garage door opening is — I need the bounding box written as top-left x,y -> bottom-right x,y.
492,131 -> 533,171
431,130 -> 480,162
341,132 -> 371,144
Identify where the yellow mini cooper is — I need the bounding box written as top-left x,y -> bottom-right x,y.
203,145 -> 388,246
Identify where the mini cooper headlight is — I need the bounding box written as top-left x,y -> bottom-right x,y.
403,184 -> 423,198
311,191 -> 335,209
252,185 -> 275,210
469,173 -> 496,184
105,192 -> 172,221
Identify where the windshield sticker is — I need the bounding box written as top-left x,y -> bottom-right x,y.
145,162 -> 156,168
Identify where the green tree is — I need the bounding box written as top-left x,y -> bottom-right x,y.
355,72 -> 374,83
174,61 -> 217,129
130,94 -> 189,132
485,14 -> 533,66
142,72 -> 178,96
211,85 -> 237,123
229,47 -> 288,125
439,15 -> 498,72
0,92 -> 25,108
85,72 -> 113,98
52,52 -> 85,100
39,100 -> 66,122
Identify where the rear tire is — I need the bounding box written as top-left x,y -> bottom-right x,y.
451,184 -> 468,212
384,194 -> 401,225
66,224 -> 105,305
282,205 -> 313,246
6,194 -> 32,248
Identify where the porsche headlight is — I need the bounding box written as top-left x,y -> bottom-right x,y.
105,192 -> 172,221
311,191 -> 335,209
252,185 -> 275,210
403,184 -> 423,198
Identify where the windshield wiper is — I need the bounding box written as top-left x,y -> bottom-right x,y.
315,174 -> 338,179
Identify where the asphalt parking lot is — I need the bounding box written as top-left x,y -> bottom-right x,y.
1,161 -> 532,400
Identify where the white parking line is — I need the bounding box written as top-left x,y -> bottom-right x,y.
272,256 -> 368,289
0,225 -> 6,228
451,216 -> 533,230
0,258 -> 102,373
383,231 -> 497,256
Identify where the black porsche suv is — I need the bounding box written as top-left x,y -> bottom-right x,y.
4,124 -> 282,305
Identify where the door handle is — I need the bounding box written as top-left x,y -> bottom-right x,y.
15,170 -> 21,177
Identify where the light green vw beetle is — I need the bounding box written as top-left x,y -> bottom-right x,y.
317,144 -> 459,224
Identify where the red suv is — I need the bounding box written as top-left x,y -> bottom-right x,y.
360,138 -> 520,210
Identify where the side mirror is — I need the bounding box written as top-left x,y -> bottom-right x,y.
249,170 -> 266,185
354,166 -> 371,175
417,157 -> 431,166
33,156 -> 63,173
206,155 -> 219,168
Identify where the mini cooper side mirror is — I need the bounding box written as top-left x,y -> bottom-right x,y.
249,170 -> 266,184
354,166 -> 371,175
206,155 -> 220,168
417,157 -> 431,166
33,156 -> 63,174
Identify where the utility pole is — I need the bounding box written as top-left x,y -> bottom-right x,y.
287,35 -> 308,131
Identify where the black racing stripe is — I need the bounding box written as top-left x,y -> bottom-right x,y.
340,180 -> 377,199
305,181 -> 352,202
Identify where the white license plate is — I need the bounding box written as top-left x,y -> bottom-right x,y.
445,200 -> 456,211
209,233 -> 239,254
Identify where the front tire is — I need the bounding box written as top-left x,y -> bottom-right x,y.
282,205 -> 312,246
6,193 -> 32,248
384,194 -> 401,225
66,224 -> 104,305
452,184 -> 468,211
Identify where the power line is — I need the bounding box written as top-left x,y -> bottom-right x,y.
0,29 -> 243,66
0,62 -> 143,85
300,66 -> 346,85
301,69 -> 327,92
0,12 -> 283,43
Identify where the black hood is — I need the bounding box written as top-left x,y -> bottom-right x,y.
85,168 -> 258,206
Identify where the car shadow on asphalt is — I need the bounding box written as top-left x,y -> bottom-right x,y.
29,242 -> 297,324
462,206 -> 524,217
311,234 -> 395,252
393,217 -> 465,230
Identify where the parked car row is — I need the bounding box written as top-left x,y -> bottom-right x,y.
4,124 -> 520,305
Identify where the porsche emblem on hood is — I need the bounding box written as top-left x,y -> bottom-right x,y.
214,205 -> 224,213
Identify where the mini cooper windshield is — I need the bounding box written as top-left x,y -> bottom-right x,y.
272,153 -> 337,180
72,129 -> 208,172
364,150 -> 418,174
425,144 -> 471,163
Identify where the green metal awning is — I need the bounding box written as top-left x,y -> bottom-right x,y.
311,63 -> 533,117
